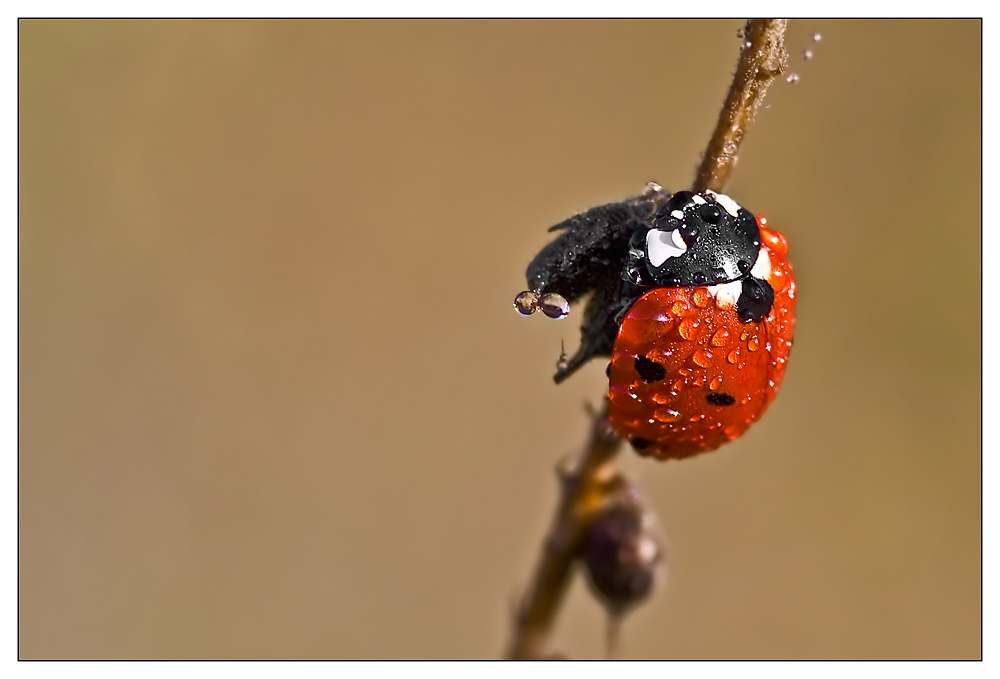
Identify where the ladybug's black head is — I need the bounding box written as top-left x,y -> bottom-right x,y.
624,190 -> 761,288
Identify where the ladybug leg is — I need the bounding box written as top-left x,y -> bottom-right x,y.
555,279 -> 644,384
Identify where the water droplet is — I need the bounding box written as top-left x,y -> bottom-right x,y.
647,347 -> 673,362
727,347 -> 741,365
671,300 -> 691,317
787,73 -> 800,84
740,330 -> 749,341
652,392 -> 670,405
710,376 -> 723,391
692,349 -> 713,367
748,337 -> 760,352
803,49 -> 813,60
812,32 -> 822,42
723,140 -> 738,155
711,328 -> 730,347
513,290 -> 539,315
678,368 -> 692,377
671,379 -> 684,394
679,318 -> 701,340
691,288 -> 711,308
642,181 -> 663,196
654,408 -> 681,422
689,414 -> 705,423
538,293 -> 570,319
741,396 -> 750,405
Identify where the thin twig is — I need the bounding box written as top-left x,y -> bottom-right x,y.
506,404 -> 622,660
694,19 -> 788,193
506,19 -> 788,660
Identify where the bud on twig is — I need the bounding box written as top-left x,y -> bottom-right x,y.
579,481 -> 663,618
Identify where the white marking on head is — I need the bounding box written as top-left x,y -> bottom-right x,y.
707,191 -> 742,217
646,229 -> 688,267
670,209 -> 684,219
751,248 -> 772,279
691,194 -> 707,205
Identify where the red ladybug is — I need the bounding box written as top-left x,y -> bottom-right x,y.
519,186 -> 795,460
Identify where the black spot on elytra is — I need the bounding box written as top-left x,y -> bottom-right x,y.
736,276 -> 774,323
634,356 -> 666,383
706,392 -> 736,406
630,437 -> 650,450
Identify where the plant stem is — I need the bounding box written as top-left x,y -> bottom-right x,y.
506,404 -> 622,660
694,19 -> 788,193
506,19 -> 788,660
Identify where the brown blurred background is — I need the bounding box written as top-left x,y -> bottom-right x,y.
19,19 -> 981,659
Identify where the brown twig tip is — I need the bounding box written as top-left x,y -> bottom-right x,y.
694,19 -> 789,194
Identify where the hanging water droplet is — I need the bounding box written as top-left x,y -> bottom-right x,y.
710,376 -> 723,391
723,140 -> 738,155
513,290 -> 539,315
538,292 -> 570,319
711,328 -> 730,347
812,32 -> 822,42
727,347 -> 740,365
803,49 -> 813,60
787,73 -> 800,84
556,339 -> 568,371
748,337 -> 760,352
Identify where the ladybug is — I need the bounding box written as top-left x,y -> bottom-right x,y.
518,184 -> 795,460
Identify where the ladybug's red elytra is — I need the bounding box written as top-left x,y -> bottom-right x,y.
518,185 -> 796,460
